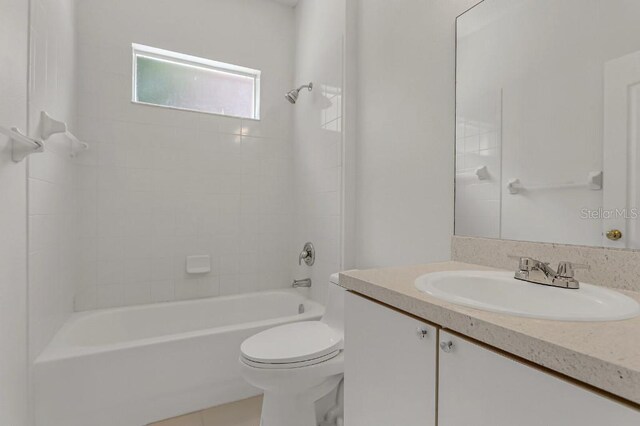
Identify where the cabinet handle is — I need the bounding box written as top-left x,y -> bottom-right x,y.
416,327 -> 429,339
440,341 -> 454,353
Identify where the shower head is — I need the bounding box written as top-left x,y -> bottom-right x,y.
285,90 -> 299,104
285,82 -> 313,104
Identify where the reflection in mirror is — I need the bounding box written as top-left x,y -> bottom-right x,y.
455,0 -> 640,249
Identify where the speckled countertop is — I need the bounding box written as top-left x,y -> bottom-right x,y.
340,261 -> 640,406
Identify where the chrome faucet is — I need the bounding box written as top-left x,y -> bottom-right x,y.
292,278 -> 312,288
513,257 -> 589,289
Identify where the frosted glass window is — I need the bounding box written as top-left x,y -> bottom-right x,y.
132,44 -> 261,120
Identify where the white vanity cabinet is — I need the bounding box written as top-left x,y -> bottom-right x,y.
438,331 -> 640,426
344,293 -> 640,426
344,292 -> 438,426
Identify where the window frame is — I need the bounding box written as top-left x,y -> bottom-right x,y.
131,43 -> 261,120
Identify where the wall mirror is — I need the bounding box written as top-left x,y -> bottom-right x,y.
455,0 -> 640,249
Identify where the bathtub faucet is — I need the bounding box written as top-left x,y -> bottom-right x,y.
292,278 -> 312,288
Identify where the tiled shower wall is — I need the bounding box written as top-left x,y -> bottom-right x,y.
27,0 -> 77,360
455,89 -> 502,239
293,0 -> 345,304
72,0 -> 296,310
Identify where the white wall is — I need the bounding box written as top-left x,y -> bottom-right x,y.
28,0 -> 78,361
293,0 -> 345,303
354,0 -> 481,269
0,0 -> 29,422
73,0 -> 296,310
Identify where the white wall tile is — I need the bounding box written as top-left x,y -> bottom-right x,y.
455,90 -> 503,239
97,284 -> 125,308
73,0 -> 296,309
293,0 -> 345,304
74,286 -> 97,311
124,282 -> 151,305
149,280 -> 174,303
97,260 -> 124,286
27,0 -> 78,365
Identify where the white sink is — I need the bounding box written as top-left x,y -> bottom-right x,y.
414,271 -> 640,321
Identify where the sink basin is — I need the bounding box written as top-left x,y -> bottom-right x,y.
414,271 -> 640,321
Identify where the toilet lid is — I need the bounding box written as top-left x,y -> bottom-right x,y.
240,321 -> 343,365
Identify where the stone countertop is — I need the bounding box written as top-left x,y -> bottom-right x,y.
340,261 -> 640,406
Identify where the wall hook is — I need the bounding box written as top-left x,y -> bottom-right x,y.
40,111 -> 89,158
0,126 -> 44,163
40,111 -> 67,140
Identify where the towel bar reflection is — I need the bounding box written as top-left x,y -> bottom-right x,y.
457,165 -> 490,181
507,171 -> 603,194
0,126 -> 44,163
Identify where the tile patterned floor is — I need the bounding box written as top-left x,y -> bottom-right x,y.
149,396 -> 262,426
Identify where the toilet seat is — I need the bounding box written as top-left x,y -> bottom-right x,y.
241,350 -> 341,369
240,321 -> 343,369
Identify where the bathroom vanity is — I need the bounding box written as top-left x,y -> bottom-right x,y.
341,262 -> 640,426
382,1 -> 640,420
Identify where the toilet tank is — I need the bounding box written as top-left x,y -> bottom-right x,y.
322,273 -> 345,334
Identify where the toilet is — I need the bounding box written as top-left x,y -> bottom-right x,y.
239,273 -> 345,426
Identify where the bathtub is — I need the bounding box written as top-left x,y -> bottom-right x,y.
34,289 -> 323,426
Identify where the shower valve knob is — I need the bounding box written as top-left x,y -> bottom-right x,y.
298,242 -> 315,266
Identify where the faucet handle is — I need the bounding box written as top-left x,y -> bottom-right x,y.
298,242 -> 315,266
508,255 -> 541,271
298,250 -> 309,265
556,261 -> 590,278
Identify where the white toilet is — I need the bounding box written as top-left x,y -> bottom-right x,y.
239,273 -> 345,426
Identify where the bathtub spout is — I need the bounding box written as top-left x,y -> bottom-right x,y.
292,278 -> 312,288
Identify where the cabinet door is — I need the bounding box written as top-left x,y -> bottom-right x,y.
438,331 -> 640,426
344,292 -> 437,426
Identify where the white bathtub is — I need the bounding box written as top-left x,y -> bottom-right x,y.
34,289 -> 323,426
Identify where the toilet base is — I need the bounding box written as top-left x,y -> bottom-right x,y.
259,374 -> 342,426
